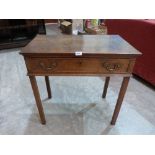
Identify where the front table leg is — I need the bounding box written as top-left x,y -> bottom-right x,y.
111,76 -> 130,125
29,76 -> 46,124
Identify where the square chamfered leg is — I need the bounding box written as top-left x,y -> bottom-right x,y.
29,76 -> 46,124
102,77 -> 110,98
111,76 -> 130,125
45,76 -> 52,99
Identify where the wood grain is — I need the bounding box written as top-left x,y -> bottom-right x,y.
25,58 -> 131,75
21,35 -> 141,125
29,76 -> 46,124
45,76 -> 52,99
111,77 -> 130,125
102,77 -> 110,98
21,35 -> 141,58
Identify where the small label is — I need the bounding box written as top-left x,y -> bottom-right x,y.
75,51 -> 82,56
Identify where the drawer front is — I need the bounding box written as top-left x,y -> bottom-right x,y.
25,58 -> 131,75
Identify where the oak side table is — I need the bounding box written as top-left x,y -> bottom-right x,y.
20,35 -> 141,125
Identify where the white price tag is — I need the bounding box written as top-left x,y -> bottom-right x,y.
75,51 -> 82,56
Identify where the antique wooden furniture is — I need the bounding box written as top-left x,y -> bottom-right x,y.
20,35 -> 141,125
0,19 -> 46,50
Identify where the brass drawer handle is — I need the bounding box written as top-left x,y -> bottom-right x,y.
103,62 -> 121,72
39,62 -> 57,71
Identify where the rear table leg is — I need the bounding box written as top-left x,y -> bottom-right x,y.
45,76 -> 52,99
102,77 -> 110,98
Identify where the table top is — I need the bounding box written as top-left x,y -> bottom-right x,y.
21,35 -> 141,58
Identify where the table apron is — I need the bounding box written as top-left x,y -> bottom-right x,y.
24,57 -> 136,75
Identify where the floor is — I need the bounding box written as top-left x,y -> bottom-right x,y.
0,24 -> 155,135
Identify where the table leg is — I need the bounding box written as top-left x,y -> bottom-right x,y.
111,76 -> 130,125
29,76 -> 46,124
102,77 -> 110,98
45,76 -> 52,98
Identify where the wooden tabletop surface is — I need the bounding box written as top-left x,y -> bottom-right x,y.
21,35 -> 141,57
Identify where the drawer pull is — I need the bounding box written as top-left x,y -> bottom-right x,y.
103,62 -> 121,72
39,62 -> 57,71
